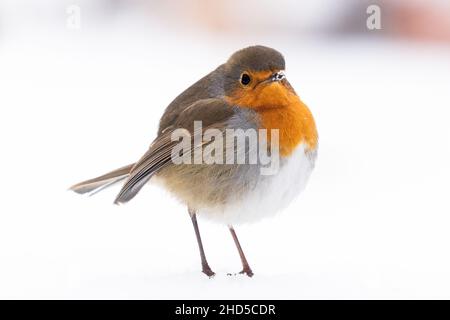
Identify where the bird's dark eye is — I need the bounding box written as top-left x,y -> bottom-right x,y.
240,73 -> 251,85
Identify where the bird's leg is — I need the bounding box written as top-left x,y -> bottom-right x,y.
229,226 -> 254,277
189,208 -> 215,277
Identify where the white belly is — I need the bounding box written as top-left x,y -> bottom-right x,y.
200,143 -> 317,225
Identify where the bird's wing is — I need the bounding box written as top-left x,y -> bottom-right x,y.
114,98 -> 236,204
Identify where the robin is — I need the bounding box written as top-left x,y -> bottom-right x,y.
71,45 -> 318,277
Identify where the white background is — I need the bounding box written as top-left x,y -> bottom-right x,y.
1,1 -> 450,299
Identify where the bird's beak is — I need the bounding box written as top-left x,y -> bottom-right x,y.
255,71 -> 287,88
269,71 -> 286,82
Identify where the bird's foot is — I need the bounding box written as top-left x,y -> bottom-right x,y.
239,268 -> 254,277
202,266 -> 216,278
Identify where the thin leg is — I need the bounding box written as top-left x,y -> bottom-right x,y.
189,208 -> 215,277
229,226 -> 254,277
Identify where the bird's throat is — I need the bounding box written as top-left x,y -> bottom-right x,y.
226,83 -> 318,157
259,97 -> 318,156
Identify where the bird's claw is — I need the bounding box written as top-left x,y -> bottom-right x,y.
202,268 -> 216,278
239,268 -> 254,277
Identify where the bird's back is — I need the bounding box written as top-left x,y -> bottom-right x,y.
158,65 -> 225,135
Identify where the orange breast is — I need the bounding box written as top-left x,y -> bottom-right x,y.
226,82 -> 318,157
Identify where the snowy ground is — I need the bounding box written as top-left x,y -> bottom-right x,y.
1,11 -> 450,299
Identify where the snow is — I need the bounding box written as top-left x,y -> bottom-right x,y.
1,11 -> 450,299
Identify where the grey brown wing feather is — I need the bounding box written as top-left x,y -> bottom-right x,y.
114,132 -> 176,204
114,98 -> 236,205
70,163 -> 134,195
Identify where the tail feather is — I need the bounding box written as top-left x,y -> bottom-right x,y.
70,163 -> 134,195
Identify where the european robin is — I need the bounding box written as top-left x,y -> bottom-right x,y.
71,46 -> 318,277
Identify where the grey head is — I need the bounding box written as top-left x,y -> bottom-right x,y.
158,45 -> 286,134
222,45 -> 286,96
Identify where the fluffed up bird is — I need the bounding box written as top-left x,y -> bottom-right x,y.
71,45 -> 318,277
